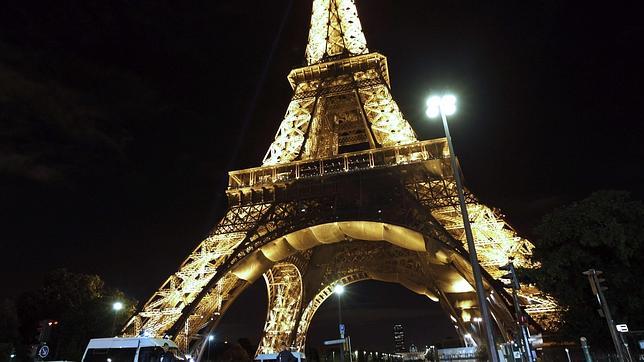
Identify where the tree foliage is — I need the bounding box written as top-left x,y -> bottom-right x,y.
9,269 -> 136,361
521,191 -> 644,348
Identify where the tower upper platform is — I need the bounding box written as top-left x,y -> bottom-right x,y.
261,0 -> 418,166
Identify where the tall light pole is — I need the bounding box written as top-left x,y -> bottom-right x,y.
426,95 -> 499,362
473,316 -> 483,338
112,301 -> 123,336
207,334 -> 214,361
334,284 -> 345,362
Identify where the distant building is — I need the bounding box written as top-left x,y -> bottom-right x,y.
393,324 -> 406,353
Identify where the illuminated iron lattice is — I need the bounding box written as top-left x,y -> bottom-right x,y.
263,0 -> 416,165
305,0 -> 368,65
257,263 -> 303,354
123,0 -> 559,357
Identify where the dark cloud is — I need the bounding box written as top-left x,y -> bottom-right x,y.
0,42 -> 139,186
0,153 -> 63,183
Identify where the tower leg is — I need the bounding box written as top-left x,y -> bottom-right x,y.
257,263 -> 304,355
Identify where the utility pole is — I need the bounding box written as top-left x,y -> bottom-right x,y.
582,269 -> 628,361
499,260 -> 534,362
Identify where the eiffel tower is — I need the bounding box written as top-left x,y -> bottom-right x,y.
122,0 -> 558,357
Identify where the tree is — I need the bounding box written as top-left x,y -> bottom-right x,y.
15,269 -> 137,361
521,191 -> 644,349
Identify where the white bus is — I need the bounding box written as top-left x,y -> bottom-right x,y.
81,337 -> 185,362
255,351 -> 306,362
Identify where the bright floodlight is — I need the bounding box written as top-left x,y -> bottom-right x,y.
113,302 -> 124,311
208,335 -> 214,342
425,96 -> 442,118
425,94 -> 457,118
334,284 -> 345,295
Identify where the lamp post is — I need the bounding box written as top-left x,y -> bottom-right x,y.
112,302 -> 123,336
207,334 -> 214,361
426,95 -> 499,362
334,284 -> 345,362
472,317 -> 483,343
473,316 -> 483,332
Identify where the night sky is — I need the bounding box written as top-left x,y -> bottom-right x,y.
1,0 -> 643,352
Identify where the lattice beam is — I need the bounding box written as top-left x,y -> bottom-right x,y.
257,263 -> 304,355
305,0 -> 368,65
121,206 -> 269,338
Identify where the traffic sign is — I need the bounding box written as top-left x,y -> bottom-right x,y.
339,323 -> 345,338
37,345 -> 49,359
513,351 -> 522,358
616,324 -> 628,333
324,339 -> 346,346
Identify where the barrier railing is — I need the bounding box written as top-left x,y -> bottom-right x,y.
228,138 -> 449,189
228,138 -> 449,190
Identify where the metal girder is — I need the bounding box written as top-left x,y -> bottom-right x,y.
518,288 -> 561,331
294,272 -> 369,351
356,74 -> 417,147
305,0 -> 368,65
431,203 -> 534,272
257,263 -> 303,355
424,192 -> 560,325
263,95 -> 317,165
262,71 -> 418,165
120,208 -> 261,337
265,52 -> 416,165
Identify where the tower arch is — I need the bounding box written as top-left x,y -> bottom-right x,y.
149,218 -> 518,357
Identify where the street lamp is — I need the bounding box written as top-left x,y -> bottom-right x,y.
206,334 -> 214,361
334,284 -> 345,296
112,301 -> 124,336
334,284 -> 346,362
426,94 -> 499,362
